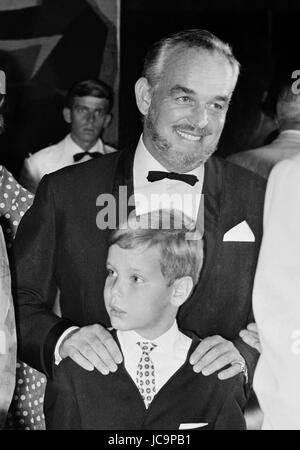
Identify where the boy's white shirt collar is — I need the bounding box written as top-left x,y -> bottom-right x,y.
116,321 -> 192,395
117,320 -> 181,352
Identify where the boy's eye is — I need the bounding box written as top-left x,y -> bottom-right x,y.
132,275 -> 143,284
107,268 -> 116,277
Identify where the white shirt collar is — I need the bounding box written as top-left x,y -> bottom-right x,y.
134,134 -> 204,188
66,133 -> 104,154
116,321 -> 192,394
117,320 -> 180,354
279,129 -> 300,136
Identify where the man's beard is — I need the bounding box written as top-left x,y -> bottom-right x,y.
145,109 -> 217,172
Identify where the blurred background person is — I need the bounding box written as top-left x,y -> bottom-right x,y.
228,69 -> 300,179
20,79 -> 117,193
0,71 -> 17,429
240,152 -> 300,429
0,166 -> 37,430
0,70 -> 45,430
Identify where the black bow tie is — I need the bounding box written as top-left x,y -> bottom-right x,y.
147,170 -> 199,186
73,151 -> 102,162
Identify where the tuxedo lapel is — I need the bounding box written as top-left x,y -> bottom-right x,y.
197,156 -> 223,287
178,156 -> 223,322
112,145 -> 136,223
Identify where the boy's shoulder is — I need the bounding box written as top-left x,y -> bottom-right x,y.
178,329 -> 246,400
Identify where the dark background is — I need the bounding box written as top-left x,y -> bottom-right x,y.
120,0 -> 300,157
0,0 -> 118,177
1,0 -> 300,177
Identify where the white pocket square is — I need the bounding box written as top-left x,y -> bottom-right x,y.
179,423 -> 208,429
223,220 -> 255,242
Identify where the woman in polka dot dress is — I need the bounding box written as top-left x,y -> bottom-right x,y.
0,166 -> 46,430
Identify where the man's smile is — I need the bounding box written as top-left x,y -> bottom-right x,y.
175,129 -> 203,141
173,125 -> 212,142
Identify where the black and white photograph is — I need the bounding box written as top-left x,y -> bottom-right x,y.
0,0 -> 300,437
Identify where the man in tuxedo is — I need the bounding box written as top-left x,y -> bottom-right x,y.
12,30 -> 265,395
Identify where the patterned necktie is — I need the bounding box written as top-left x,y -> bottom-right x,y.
136,341 -> 157,408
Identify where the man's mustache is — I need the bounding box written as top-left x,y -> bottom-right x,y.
173,124 -> 212,137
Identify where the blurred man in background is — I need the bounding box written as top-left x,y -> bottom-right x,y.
228,72 -> 300,179
20,79 -> 117,193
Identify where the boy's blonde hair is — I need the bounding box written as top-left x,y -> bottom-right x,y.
109,209 -> 203,286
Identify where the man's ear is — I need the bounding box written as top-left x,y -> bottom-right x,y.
170,276 -> 194,308
102,113 -> 112,130
135,77 -> 152,116
63,107 -> 71,124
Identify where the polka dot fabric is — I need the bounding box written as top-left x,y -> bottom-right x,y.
0,166 -> 34,249
0,166 -> 46,430
136,342 -> 157,409
6,362 -> 46,430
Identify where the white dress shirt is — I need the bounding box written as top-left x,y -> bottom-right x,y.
133,135 -> 204,222
117,321 -> 192,394
21,133 -> 117,193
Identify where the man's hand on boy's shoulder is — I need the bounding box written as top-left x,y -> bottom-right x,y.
59,324 -> 123,374
239,322 -> 261,353
189,335 -> 247,380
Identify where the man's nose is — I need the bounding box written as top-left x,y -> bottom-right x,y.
85,110 -> 96,123
189,104 -> 208,129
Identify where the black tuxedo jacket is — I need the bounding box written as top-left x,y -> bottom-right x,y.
12,147 -> 266,383
44,331 -> 246,430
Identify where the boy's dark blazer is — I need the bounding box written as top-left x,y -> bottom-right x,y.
44,332 -> 247,430
12,145 -> 266,385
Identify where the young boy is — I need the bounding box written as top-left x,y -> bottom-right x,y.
44,210 -> 246,430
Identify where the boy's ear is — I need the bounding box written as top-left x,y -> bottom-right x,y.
63,107 -> 71,124
170,276 -> 194,308
135,77 -> 152,116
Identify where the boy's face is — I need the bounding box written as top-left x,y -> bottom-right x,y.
104,243 -> 175,339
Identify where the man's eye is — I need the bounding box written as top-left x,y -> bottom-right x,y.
94,109 -> 105,117
75,106 -> 86,113
208,102 -> 225,111
176,96 -> 192,104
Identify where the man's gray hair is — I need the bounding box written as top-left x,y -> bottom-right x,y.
142,29 -> 240,89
